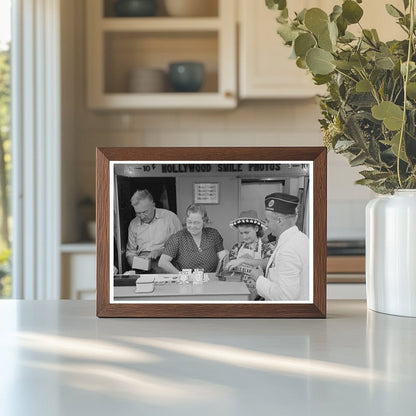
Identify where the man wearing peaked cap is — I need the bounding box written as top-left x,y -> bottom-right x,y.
249,192 -> 309,301
265,193 -> 299,215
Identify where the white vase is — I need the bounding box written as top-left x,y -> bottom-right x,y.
366,189 -> 416,317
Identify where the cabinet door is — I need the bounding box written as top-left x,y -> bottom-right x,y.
239,0 -> 404,99
239,0 -> 326,99
62,253 -> 96,300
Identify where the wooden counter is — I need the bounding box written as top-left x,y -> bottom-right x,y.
327,256 -> 365,283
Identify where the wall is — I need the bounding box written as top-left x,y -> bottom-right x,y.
61,0 -> 375,244
177,175 -> 237,249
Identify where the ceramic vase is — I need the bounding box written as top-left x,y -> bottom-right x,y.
366,189 -> 416,317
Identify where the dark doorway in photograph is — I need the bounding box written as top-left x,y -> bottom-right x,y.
116,176 -> 177,273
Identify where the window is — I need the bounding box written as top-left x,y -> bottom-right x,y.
0,0 -> 11,298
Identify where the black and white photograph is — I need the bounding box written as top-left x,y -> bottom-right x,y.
110,161 -> 313,304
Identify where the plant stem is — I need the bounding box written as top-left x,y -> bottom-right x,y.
358,69 -> 381,104
397,0 -> 415,188
334,68 -> 358,84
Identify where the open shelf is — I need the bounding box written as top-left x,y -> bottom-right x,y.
86,0 -> 236,109
101,17 -> 221,31
104,31 -> 218,94
103,0 -> 219,18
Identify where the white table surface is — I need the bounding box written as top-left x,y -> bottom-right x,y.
1,300 -> 415,416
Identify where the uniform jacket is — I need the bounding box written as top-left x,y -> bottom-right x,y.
256,226 -> 309,301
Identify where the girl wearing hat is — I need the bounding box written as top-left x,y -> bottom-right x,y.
225,210 -> 275,299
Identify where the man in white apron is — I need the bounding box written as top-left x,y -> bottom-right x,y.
250,193 -> 309,301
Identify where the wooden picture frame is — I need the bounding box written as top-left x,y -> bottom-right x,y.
96,147 -> 327,318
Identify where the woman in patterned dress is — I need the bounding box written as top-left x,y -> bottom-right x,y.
224,210 -> 275,298
158,204 -> 228,273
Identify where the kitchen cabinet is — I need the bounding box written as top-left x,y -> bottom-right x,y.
238,0 -> 404,99
86,0 -> 237,109
61,244 -> 96,300
327,256 -> 366,300
238,0 -> 326,99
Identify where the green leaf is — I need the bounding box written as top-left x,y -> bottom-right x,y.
277,23 -> 298,43
407,82 -> 416,99
330,5 -> 342,22
403,0 -> 409,10
266,0 -> 287,11
401,61 -> 416,76
375,56 -> 395,70
350,54 -> 368,70
378,78 -> 386,100
296,57 -> 308,69
348,92 -> 377,107
294,33 -> 316,58
362,29 -> 376,46
399,14 -> 411,29
360,170 -> 391,180
276,15 -> 287,24
350,152 -> 368,167
343,114 -> 367,147
369,136 -> 382,163
333,60 -> 353,70
356,79 -> 372,92
355,178 -> 378,186
408,109 -> 416,138
296,8 -> 307,23
334,140 -> 355,151
339,31 -> 356,43
304,8 -> 329,35
385,4 -> 404,18
318,27 -> 334,52
305,48 -> 336,75
342,0 -> 364,24
336,15 -> 348,36
313,74 -> 332,85
372,101 -> 404,130
389,132 -> 409,162
371,29 -> 380,43
328,82 -> 341,101
328,21 -> 338,44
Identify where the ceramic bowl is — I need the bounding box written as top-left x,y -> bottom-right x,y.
168,61 -> 205,92
114,0 -> 158,17
128,68 -> 167,93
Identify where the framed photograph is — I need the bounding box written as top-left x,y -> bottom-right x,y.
193,183 -> 220,204
96,147 -> 327,318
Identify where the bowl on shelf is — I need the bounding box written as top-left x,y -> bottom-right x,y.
128,68 -> 167,93
114,0 -> 158,17
168,61 -> 205,92
164,0 -> 218,17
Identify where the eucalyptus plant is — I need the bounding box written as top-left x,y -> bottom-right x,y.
266,0 -> 416,193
